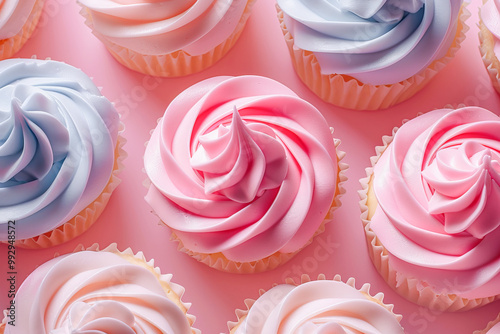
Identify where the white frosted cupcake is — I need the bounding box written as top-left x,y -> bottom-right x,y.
0,244 -> 199,334
78,0 -> 256,77
0,0 -> 45,59
479,0 -> 500,94
228,274 -> 404,333
360,106 -> 500,311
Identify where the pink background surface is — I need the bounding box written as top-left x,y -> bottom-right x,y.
1,0 -> 500,333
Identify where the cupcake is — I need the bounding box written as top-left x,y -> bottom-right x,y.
479,0 -> 500,94
228,274 -> 404,333
276,0 -> 469,110
144,75 -> 347,273
0,58 -> 125,248
77,0 -> 256,77
0,244 -> 199,334
0,0 -> 44,60
475,313 -> 500,334
359,106 -> 500,311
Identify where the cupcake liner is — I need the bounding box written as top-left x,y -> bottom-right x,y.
79,0 -> 256,77
227,274 -> 403,333
12,123 -> 127,249
277,4 -> 470,110
0,243 -> 200,334
145,126 -> 348,274
0,0 -> 45,60
474,312 -> 500,334
358,118 -> 500,311
479,9 -> 500,95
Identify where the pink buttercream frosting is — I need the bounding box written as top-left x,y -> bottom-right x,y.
234,280 -> 404,334
76,0 -> 249,55
144,75 -> 338,263
2,249 -> 193,334
481,0 -> 500,58
0,0 -> 37,39
370,107 -> 500,298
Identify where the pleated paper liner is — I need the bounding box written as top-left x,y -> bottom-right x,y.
474,312 -> 500,334
227,274 -> 403,334
276,3 -> 470,110
12,122 -> 127,249
0,0 -> 44,60
359,117 -> 500,312
144,125 -> 348,274
479,2 -> 500,95
0,243 -> 200,334
79,0 -> 256,77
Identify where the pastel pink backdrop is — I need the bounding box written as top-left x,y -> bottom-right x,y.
1,0 -> 499,333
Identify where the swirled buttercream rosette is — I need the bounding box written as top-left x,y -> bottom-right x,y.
0,243 -> 200,334
227,274 -> 404,334
276,0 -> 469,110
0,58 -> 126,248
479,0 -> 500,95
0,0 -> 44,60
144,75 -> 347,273
359,107 -> 500,311
475,313 -> 500,334
77,0 -> 256,77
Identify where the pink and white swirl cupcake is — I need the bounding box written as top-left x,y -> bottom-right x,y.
0,58 -> 125,248
276,0 -> 469,110
360,106 -> 500,311
480,0 -> 500,94
144,75 -> 346,273
0,0 -> 44,59
77,0 -> 256,77
0,244 -> 199,334
228,274 -> 404,334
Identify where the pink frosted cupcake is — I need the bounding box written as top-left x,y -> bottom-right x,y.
0,244 -> 199,333
77,0 -> 256,77
360,106 -> 500,311
276,0 -> 469,110
228,274 -> 404,333
0,0 -> 44,59
144,75 -> 347,273
0,58 -> 125,248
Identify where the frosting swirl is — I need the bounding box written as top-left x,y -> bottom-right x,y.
277,0 -> 463,85
0,0 -> 37,39
370,107 -> 500,298
2,250 -> 193,334
77,0 -> 248,55
233,280 -> 404,334
0,59 -> 119,241
144,75 -> 338,262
